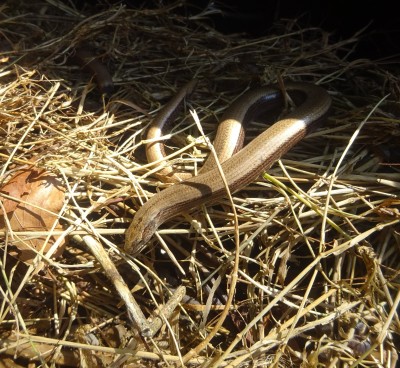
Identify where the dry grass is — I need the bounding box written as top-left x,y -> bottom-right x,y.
1,1 -> 399,367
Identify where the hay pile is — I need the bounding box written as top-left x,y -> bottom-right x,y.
0,1 -> 399,367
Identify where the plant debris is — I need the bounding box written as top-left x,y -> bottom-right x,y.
0,1 -> 399,367
0,162 -> 66,264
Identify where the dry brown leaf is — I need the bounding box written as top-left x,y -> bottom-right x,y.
0,164 -> 66,263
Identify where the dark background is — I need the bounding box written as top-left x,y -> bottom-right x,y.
69,0 -> 399,59
204,0 -> 399,58
132,0 -> 400,60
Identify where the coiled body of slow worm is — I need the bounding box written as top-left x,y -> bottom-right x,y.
145,80 -> 197,182
125,82 -> 332,255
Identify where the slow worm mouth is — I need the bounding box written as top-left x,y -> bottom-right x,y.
125,81 -> 331,255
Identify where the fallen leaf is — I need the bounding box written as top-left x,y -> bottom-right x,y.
0,164 -> 66,263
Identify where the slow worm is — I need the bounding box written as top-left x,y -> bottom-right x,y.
74,48 -> 114,96
125,82 -> 331,255
145,80 -> 197,182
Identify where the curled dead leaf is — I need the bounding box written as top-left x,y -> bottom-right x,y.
0,164 -> 66,263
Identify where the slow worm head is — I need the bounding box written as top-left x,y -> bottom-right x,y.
125,82 -> 331,255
